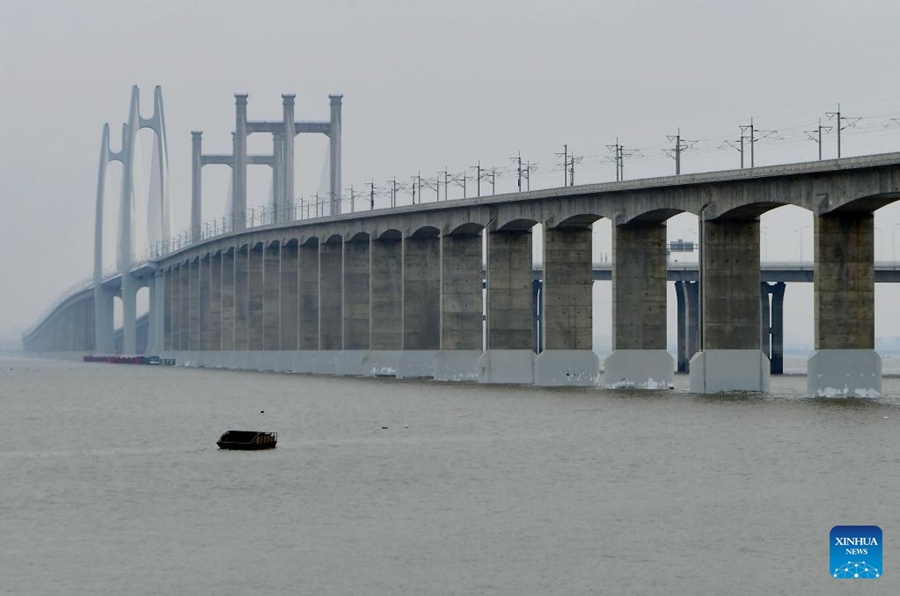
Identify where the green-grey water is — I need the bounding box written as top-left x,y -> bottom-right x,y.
2,356 -> 899,595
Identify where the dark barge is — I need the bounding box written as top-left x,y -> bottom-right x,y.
217,430 -> 278,450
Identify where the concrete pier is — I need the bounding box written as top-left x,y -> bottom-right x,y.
479,230 -> 534,384
760,281 -> 785,375
808,213 -> 881,396
690,219 -> 769,393
234,247 -> 249,350
368,234 -> 403,376
248,245 -> 264,351
604,222 -> 672,388
535,226 -> 599,386
435,232 -> 483,381
674,280 -> 700,373
398,233 -> 440,378
221,249 -> 236,351
95,285 -> 115,353
263,242 -> 281,351
199,255 -> 211,351
339,236 -> 370,375
121,272 -> 138,354
316,238 -> 342,374
171,264 -> 184,350
280,242 -> 299,351
296,240 -> 319,372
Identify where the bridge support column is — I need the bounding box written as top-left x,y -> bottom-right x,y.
248,246 -> 265,357
295,240 -> 319,372
366,235 -> 403,376
536,226 -> 599,386
186,259 -> 201,363
398,234 -> 440,378
280,243 -> 299,351
175,264 -> 186,356
163,267 -> 173,352
260,242 -> 281,370
760,281 -> 785,375
435,232 -> 483,381
605,222 -> 673,388
94,284 -> 115,354
208,253 -> 222,355
808,213 -> 880,396
146,271 -> 166,356
121,273 -> 138,354
478,230 -> 534,384
338,237 -> 370,375
674,281 -> 700,373
221,249 -> 236,353
197,256 -> 210,364
315,238 -> 343,374
690,219 -> 769,393
234,247 -> 250,355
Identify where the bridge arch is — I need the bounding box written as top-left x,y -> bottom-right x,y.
496,217 -> 538,232
376,228 -> 402,241
448,222 -> 483,236
410,225 -> 440,239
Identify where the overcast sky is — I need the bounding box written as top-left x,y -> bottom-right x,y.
4,0 -> 900,347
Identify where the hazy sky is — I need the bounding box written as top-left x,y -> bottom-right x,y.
5,0 -> 900,346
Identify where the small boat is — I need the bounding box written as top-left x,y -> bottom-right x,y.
217,430 -> 278,450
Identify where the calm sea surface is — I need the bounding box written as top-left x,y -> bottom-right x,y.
2,356 -> 900,595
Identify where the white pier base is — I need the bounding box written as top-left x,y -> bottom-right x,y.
363,350 -> 401,377
290,351 -> 317,373
312,351 -> 339,375
807,349 -> 881,397
603,350 -> 673,389
336,350 -> 368,376
477,350 -> 534,384
534,350 -> 600,386
396,350 -> 438,379
689,350 -> 770,393
274,351 -> 294,373
434,350 -> 481,382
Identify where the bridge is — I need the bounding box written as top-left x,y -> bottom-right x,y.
22,88 -> 900,397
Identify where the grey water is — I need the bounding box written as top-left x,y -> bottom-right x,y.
2,356 -> 899,595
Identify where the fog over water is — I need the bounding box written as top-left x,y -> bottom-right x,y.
3,357 -> 899,594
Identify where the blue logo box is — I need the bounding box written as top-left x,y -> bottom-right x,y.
831,525 -> 882,579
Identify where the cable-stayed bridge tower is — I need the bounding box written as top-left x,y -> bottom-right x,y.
94,85 -> 171,354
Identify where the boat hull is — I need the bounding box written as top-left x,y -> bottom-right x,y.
216,441 -> 277,450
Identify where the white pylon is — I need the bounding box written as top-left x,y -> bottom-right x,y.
93,85 -> 171,354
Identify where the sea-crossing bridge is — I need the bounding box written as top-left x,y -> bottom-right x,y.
21,89 -> 900,397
